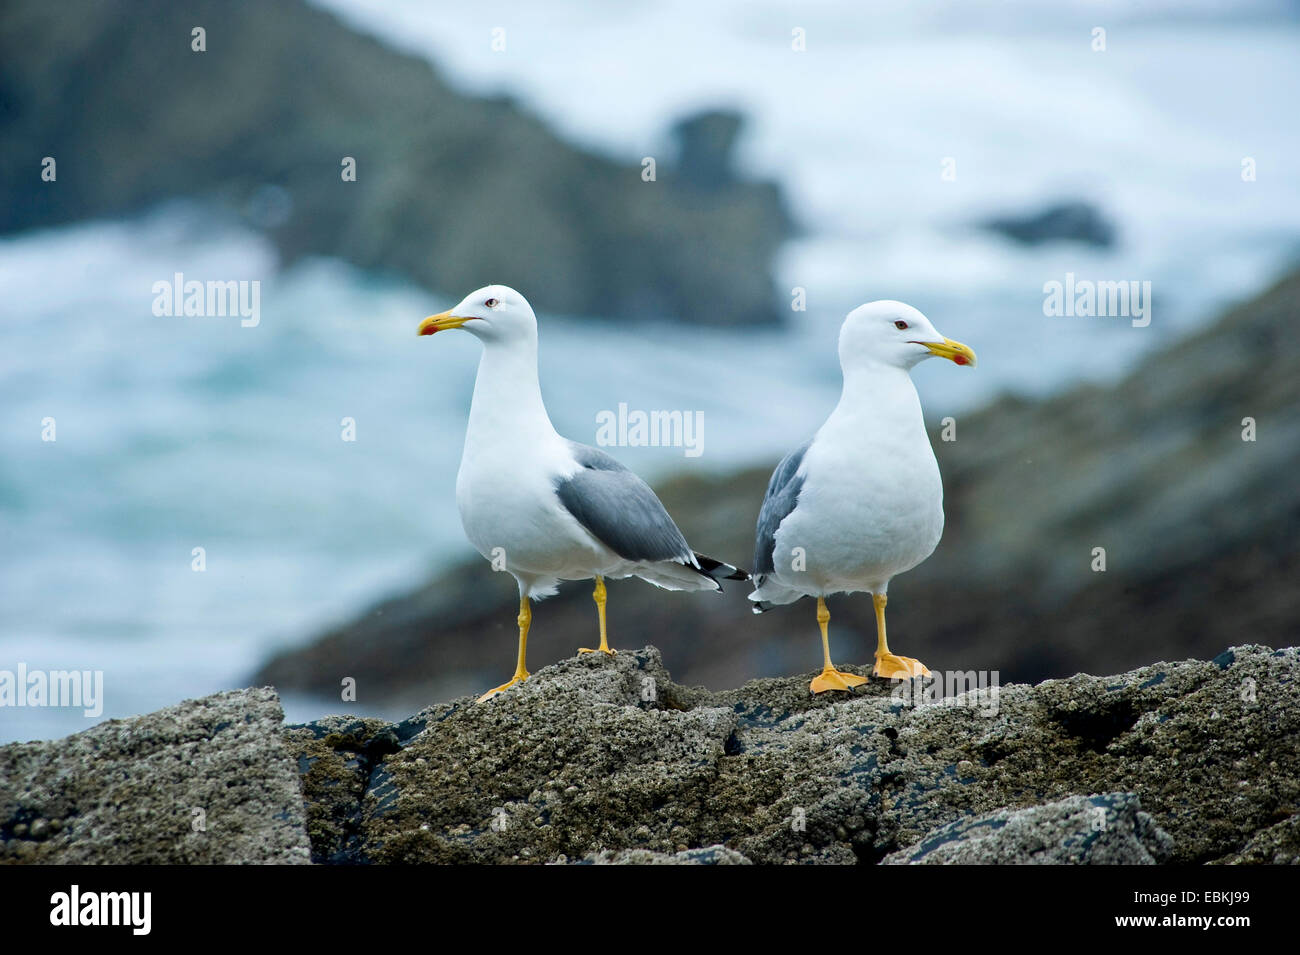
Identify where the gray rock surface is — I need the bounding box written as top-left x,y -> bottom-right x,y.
5,646 -> 1295,865
287,643 -> 1297,865
1210,813 -> 1300,865
0,688 -> 310,864
580,845 -> 752,865
883,793 -> 1174,864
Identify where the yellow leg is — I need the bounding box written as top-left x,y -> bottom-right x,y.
477,596 -> 531,702
579,575 -> 616,655
871,592 -> 930,679
809,596 -> 869,694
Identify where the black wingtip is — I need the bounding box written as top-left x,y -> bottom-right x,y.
693,553 -> 751,582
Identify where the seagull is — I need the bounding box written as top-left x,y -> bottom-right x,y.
749,301 -> 976,694
418,285 -> 747,702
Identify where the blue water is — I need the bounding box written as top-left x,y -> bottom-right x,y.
2,0 -> 1298,741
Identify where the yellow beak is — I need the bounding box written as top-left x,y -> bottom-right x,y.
920,337 -> 977,367
417,310 -> 475,336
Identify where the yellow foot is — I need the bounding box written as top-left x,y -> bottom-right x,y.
810,668 -> 870,694
873,653 -> 931,680
578,646 -> 617,656
476,672 -> 528,703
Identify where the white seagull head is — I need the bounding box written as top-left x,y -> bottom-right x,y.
418,284 -> 537,344
838,300 -> 977,372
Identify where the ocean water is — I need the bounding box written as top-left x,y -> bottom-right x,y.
2,0 -> 1298,741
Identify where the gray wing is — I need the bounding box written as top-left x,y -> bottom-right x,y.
555,442 -> 694,564
753,440 -> 810,576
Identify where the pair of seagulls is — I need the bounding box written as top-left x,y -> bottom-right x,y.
417,285 -> 975,700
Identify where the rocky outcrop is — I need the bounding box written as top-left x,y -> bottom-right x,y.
1211,814 -> 1300,866
980,199 -> 1117,247
4,645 -> 1295,865
286,644 -> 1294,865
882,794 -> 1174,865
258,266 -> 1300,704
0,0 -> 790,325
0,688 -> 310,864
582,845 -> 752,865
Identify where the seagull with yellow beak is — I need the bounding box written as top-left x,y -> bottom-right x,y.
419,285 -> 747,702
749,300 -> 976,693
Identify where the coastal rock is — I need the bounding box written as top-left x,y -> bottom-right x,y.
0,688 -> 310,864
980,199 -> 1116,247
673,110 -> 746,189
1210,813 -> 1300,865
4,646 -> 1293,865
580,845 -> 752,865
882,793 -> 1174,864
285,643 -> 1296,865
0,0 -> 790,326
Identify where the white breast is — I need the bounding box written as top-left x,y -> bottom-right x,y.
455,435 -> 612,578
769,371 -> 945,595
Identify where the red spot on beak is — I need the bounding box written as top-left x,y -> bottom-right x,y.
953,355 -> 968,365
418,325 -> 438,336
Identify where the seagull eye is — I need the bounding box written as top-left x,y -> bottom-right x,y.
895,320 -> 908,330
484,298 -> 499,308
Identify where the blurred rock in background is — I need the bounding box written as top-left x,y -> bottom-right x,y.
0,0 -> 791,325
980,200 -> 1117,248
